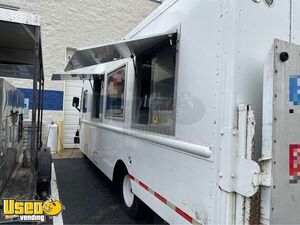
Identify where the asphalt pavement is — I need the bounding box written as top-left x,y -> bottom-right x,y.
53,157 -> 154,224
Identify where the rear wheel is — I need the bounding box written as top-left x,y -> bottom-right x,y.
120,170 -> 141,218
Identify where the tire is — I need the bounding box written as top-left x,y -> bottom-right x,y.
120,169 -> 141,218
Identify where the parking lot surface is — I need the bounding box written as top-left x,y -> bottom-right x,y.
54,157 -> 154,224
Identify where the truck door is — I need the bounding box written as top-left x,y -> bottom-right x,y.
262,39 -> 300,224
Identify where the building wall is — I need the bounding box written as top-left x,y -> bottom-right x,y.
1,0 -> 158,139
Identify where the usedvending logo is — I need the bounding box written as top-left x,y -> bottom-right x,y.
2,198 -> 63,222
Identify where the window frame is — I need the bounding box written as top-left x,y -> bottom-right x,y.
104,64 -> 127,121
131,35 -> 179,136
81,89 -> 88,113
91,74 -> 105,121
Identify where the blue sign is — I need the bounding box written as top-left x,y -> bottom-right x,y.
289,75 -> 300,105
18,88 -> 64,111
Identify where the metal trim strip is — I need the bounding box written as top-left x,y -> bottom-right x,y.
81,119 -> 212,159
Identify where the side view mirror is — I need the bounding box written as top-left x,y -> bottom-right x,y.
72,97 -> 81,112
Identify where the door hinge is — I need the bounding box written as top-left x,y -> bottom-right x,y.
219,104 -> 268,197
253,173 -> 271,187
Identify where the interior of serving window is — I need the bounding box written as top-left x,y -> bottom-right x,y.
132,35 -> 177,136
92,74 -> 105,119
81,89 -> 88,113
105,66 -> 126,119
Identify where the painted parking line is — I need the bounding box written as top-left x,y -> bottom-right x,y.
51,163 -> 64,225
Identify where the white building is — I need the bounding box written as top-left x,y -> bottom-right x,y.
1,0 -> 159,148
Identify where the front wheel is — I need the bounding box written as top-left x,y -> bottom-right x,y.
120,170 -> 141,218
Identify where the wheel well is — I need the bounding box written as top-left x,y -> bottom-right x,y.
113,160 -> 128,185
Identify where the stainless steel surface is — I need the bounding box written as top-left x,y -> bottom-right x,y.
65,31 -> 177,71
0,8 -> 41,26
0,78 -> 24,194
0,8 -> 43,80
52,64 -> 106,81
0,8 -> 44,202
0,64 -> 36,79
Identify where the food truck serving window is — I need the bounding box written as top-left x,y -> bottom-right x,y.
82,90 -> 88,113
92,75 -> 105,119
105,66 -> 126,118
132,35 -> 177,136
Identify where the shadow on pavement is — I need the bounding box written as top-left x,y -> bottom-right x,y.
53,157 -> 154,224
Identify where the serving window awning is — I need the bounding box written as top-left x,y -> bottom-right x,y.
65,30 -> 177,71
52,64 -> 106,81
0,8 -> 43,80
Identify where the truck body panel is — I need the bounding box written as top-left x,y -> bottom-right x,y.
53,0 -> 300,224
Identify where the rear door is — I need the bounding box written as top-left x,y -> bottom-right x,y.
63,81 -> 81,149
262,39 -> 300,224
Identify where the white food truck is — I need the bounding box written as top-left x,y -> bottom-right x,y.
53,0 -> 300,224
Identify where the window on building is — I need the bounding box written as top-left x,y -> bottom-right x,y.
92,74 -> 105,119
105,66 -> 126,118
132,36 -> 177,136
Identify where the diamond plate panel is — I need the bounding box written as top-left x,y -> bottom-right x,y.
0,8 -> 41,26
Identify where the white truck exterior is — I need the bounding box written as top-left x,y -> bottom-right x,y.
53,0 -> 300,224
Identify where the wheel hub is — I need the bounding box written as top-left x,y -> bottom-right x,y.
123,174 -> 134,207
